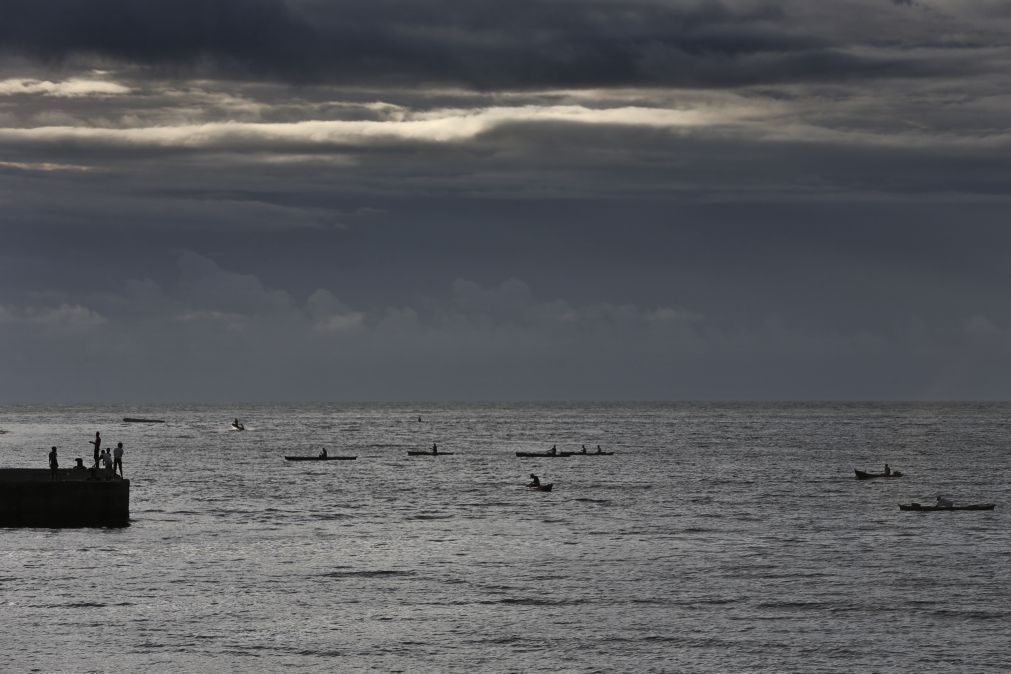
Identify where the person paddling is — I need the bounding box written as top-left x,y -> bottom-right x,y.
528,474 -> 540,487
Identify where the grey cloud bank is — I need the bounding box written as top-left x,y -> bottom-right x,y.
2,1 -> 1010,401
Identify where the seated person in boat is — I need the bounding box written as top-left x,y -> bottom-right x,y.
319,447 -> 328,458
884,464 -> 891,476
528,473 -> 540,487
581,445 -> 588,454
596,445 -> 603,454
936,495 -> 953,508
432,443 -> 438,454
549,445 -> 557,456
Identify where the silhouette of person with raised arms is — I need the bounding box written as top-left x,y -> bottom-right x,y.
49,446 -> 59,480
90,432 -> 101,467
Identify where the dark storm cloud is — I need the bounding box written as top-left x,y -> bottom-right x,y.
0,0 -> 978,88
3,1 -> 1011,402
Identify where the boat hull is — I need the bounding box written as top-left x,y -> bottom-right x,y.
526,483 -> 553,491
899,503 -> 994,511
516,452 -> 567,458
284,456 -> 357,461
855,469 -> 902,479
123,418 -> 165,423
407,451 -> 455,456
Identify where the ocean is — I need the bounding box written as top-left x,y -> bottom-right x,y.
2,402 -> 1009,672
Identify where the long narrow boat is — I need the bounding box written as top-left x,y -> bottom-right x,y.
123,417 -> 165,423
516,452 -> 568,458
855,469 -> 903,479
571,451 -> 614,456
899,503 -> 994,512
407,451 -> 455,456
526,483 -> 554,491
284,455 -> 357,461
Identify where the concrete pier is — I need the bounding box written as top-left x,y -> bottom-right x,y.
0,468 -> 130,527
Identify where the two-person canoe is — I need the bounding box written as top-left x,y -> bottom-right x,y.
407,451 -> 455,456
526,483 -> 554,491
855,469 -> 903,479
899,503 -> 995,511
284,455 -> 357,461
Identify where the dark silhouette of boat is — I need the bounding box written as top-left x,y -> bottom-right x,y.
516,451 -> 570,458
899,502 -> 994,512
284,455 -> 357,461
526,483 -> 553,491
407,450 -> 455,456
123,418 -> 165,423
855,469 -> 903,479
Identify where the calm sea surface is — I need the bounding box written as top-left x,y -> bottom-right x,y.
1,402 -> 1009,672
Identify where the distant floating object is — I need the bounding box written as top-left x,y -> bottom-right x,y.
231,421 -> 245,431
123,418 -> 165,423
516,451 -> 570,458
899,502 -> 994,512
284,455 -> 356,461
407,450 -> 455,456
526,483 -> 554,492
854,469 -> 902,480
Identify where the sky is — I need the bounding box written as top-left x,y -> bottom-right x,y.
2,0 -> 1011,402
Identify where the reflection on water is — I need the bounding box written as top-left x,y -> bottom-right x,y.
1,402 -> 1009,672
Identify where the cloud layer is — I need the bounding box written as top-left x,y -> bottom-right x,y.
2,1 -> 1011,400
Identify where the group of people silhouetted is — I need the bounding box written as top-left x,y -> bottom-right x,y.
81,431 -> 125,478
48,433 -> 125,480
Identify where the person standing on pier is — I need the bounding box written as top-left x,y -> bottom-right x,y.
49,446 -> 59,480
90,432 -> 102,467
113,442 -> 124,477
